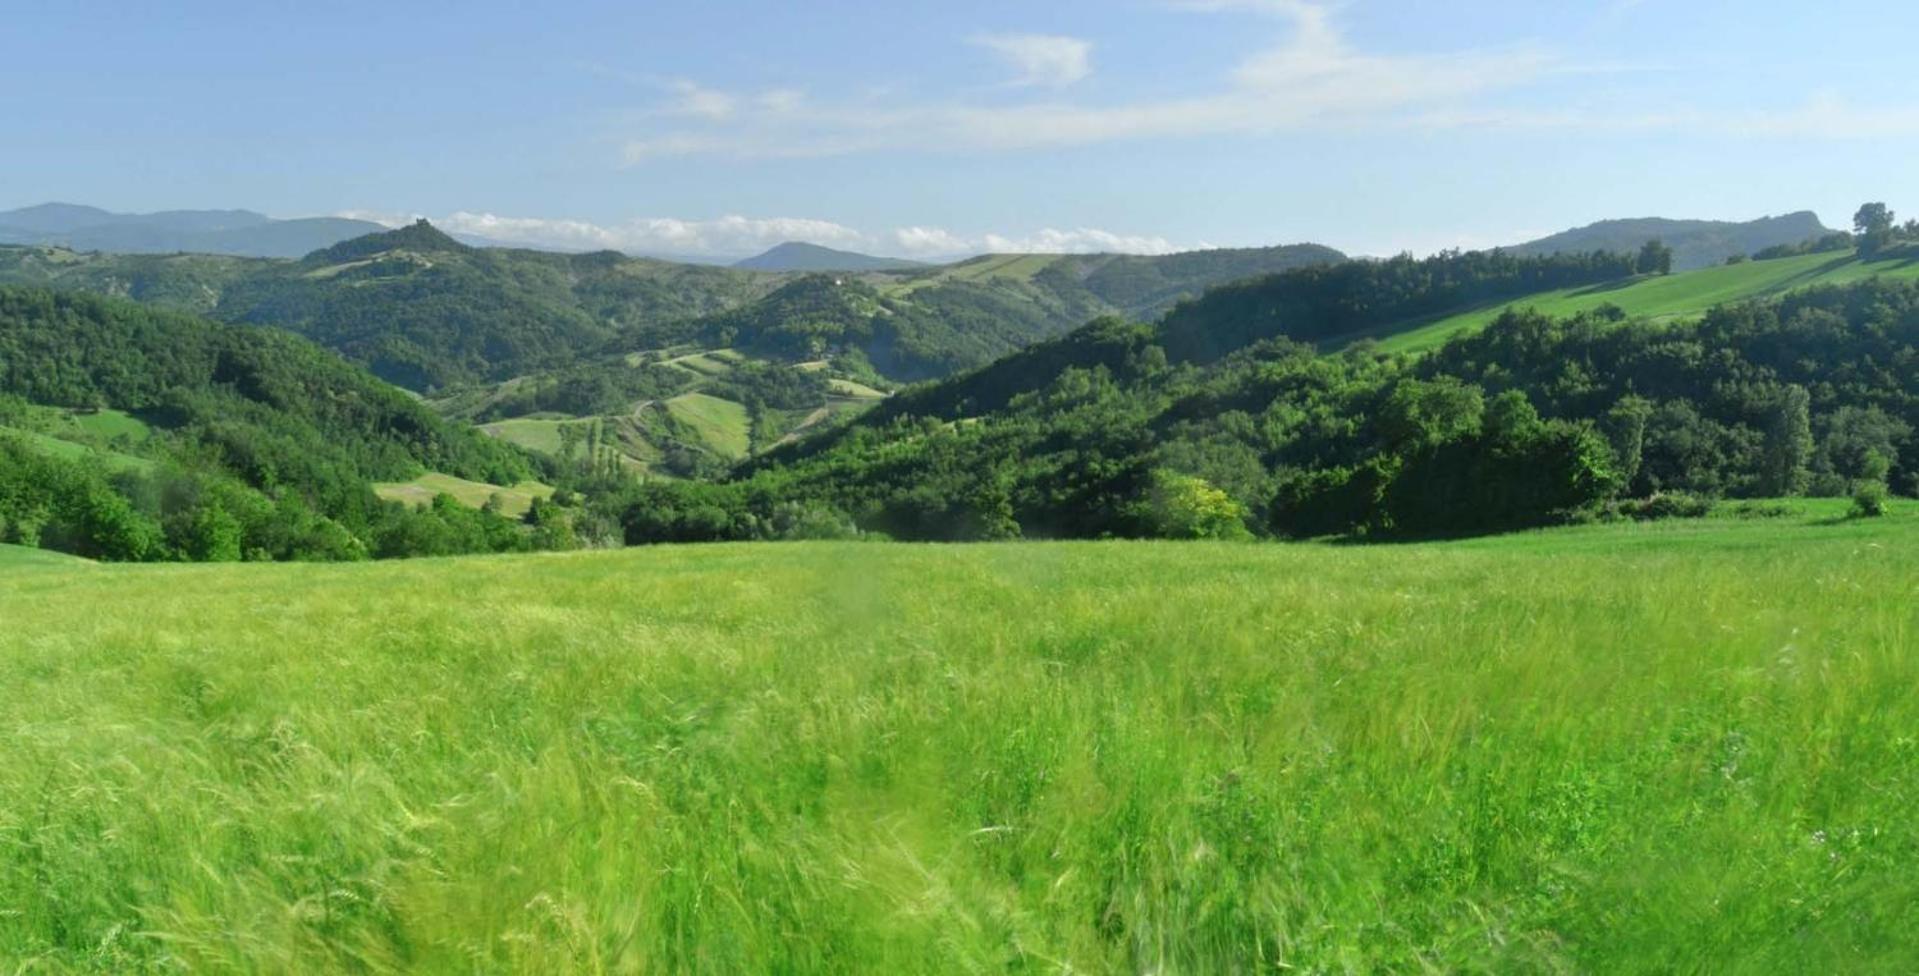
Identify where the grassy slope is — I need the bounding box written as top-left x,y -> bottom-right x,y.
0,543 -> 92,568
3,507 -> 1917,971
664,392 -> 752,458
476,417 -> 570,455
373,472 -> 553,518
1351,248 -> 1919,354
0,424 -> 155,472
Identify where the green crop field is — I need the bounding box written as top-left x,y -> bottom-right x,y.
1349,248 -> 1919,354
373,472 -> 554,518
664,392 -> 751,458
3,504 -> 1916,971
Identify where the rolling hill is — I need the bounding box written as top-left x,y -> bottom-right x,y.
734,241 -> 928,272
1508,211 -> 1835,271
0,226 -> 1345,391
683,243 -> 1919,543
0,202 -> 388,258
1349,245 -> 1919,354
0,286 -> 548,562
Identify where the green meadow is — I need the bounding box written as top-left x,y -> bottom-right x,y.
4,504 -> 1917,972
663,392 -> 752,458
373,472 -> 553,519
1354,247 -> 1919,354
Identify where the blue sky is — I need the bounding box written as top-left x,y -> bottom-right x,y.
3,0 -> 1917,258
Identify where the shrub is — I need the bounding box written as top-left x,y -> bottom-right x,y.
1851,481 -> 1890,519
1612,493 -> 1715,522
1135,470 -> 1252,540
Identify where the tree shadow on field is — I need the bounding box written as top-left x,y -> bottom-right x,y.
1567,277 -> 1646,298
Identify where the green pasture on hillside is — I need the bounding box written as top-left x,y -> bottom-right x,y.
663,392 -> 752,458
1348,248 -> 1919,354
373,472 -> 553,518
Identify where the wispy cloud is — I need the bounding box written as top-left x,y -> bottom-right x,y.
618,1 -> 1556,160
1416,92 -> 1919,139
971,33 -> 1094,88
666,80 -> 739,121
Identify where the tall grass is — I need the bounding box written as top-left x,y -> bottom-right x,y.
3,506 -> 1916,971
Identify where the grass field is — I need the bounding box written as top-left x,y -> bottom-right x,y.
890,253 -> 1060,294
3,505 -> 1917,971
1346,248 -> 1919,354
478,417 -> 573,456
63,408 -> 151,442
663,392 -> 752,458
827,378 -> 888,399
372,472 -> 553,518
0,543 -> 91,568
0,425 -> 155,472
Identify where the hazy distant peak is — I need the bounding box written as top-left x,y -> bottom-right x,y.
1508,212 -> 1834,271
734,241 -> 929,273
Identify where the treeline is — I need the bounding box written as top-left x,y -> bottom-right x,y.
464,362 -> 696,422
1158,248 -> 1646,361
607,276 -> 1919,543
0,286 -> 553,561
0,433 -> 561,561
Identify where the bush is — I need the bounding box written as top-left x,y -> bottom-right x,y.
1852,481 -> 1890,519
1134,470 -> 1251,540
1725,501 -> 1797,520
1611,493 -> 1715,522
768,503 -> 862,541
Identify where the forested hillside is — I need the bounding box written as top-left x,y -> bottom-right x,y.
603,269 -> 1919,544
0,229 -> 1344,390
0,287 -> 554,561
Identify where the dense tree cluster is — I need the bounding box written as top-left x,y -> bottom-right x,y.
1158,248 -> 1645,361
644,276 -> 1919,543
0,286 -> 548,561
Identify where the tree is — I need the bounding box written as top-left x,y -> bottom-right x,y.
1378,378 -> 1485,451
1854,202 -> 1895,258
1135,470 -> 1251,540
1851,450 -> 1893,518
1758,385 -> 1812,497
1601,395 -> 1654,491
185,503 -> 244,562
1636,239 -> 1674,276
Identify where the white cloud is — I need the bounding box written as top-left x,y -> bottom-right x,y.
892,226 -> 975,256
894,225 -> 1181,257
338,209 -> 1187,258
338,210 -> 861,257
617,2 -> 1556,160
667,80 -> 738,120
336,208 -> 425,227
972,33 -> 1094,88
983,228 -> 1181,255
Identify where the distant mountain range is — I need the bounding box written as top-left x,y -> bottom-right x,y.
0,221 -> 1344,389
1508,212 -> 1835,271
0,203 -> 389,259
735,242 -> 930,273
